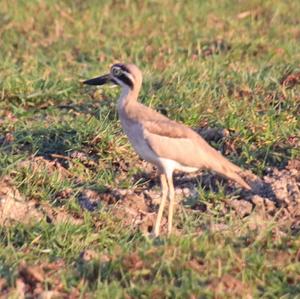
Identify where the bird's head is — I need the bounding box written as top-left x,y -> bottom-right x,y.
83,63 -> 142,90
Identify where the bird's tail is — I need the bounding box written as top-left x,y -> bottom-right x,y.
208,153 -> 259,191
222,166 -> 252,190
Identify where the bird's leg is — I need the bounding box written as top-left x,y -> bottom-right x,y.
166,173 -> 175,236
153,173 -> 168,237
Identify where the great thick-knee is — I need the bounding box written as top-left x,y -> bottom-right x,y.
84,63 -> 255,237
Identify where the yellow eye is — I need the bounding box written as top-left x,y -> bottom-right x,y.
112,67 -> 121,76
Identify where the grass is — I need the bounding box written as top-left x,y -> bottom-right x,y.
0,0 -> 300,298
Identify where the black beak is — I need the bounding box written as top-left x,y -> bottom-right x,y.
83,74 -> 116,86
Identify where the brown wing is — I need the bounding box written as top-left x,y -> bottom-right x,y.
143,120 -> 252,190
143,119 -> 193,139
142,119 -> 220,169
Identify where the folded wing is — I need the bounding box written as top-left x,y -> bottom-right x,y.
143,119 -> 252,190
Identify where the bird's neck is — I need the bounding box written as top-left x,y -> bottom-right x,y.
117,85 -> 140,111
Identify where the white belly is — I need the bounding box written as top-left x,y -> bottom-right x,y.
158,157 -> 199,174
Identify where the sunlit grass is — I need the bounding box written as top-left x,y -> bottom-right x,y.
0,0 -> 299,297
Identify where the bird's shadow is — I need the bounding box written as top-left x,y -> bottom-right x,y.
133,168 -> 277,203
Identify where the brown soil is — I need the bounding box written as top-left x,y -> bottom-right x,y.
1,154 -> 299,236
73,158 -> 300,235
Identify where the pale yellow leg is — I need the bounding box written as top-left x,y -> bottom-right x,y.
167,174 -> 175,236
153,173 -> 168,237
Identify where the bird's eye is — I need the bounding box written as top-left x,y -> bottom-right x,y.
112,68 -> 121,76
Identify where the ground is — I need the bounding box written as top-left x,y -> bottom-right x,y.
0,0 -> 300,298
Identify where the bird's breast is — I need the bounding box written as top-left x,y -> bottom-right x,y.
119,115 -> 159,165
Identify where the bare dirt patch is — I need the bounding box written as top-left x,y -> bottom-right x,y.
0,177 -> 43,226
2,260 -> 67,299
77,187 -> 159,234
0,176 -> 82,227
90,158 -> 300,236
18,156 -> 73,179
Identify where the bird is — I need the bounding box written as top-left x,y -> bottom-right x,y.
83,63 -> 256,237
